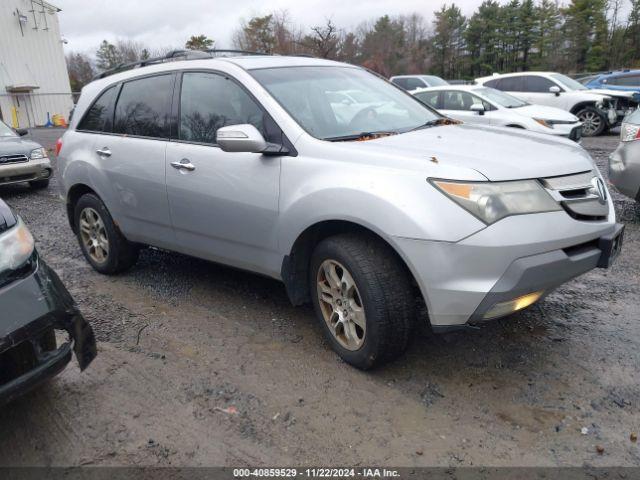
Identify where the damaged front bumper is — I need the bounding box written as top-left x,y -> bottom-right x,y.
0,253 -> 96,405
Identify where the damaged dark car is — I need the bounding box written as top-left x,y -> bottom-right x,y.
0,198 -> 96,405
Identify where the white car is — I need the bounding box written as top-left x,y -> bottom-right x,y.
390,74 -> 449,91
474,72 -> 638,136
411,85 -> 583,141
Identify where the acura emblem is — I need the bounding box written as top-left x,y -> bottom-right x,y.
591,177 -> 607,203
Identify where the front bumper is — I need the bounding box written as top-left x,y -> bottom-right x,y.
394,211 -> 621,328
0,254 -> 96,405
609,142 -> 640,201
0,158 -> 52,186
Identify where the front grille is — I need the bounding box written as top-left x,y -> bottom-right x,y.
542,171 -> 609,221
0,154 -> 28,165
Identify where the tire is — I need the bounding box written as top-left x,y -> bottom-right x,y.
576,106 -> 606,137
29,179 -> 49,189
309,233 -> 415,370
74,193 -> 138,274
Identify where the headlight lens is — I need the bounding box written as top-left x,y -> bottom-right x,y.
0,218 -> 35,272
30,147 -> 48,160
431,179 -> 561,224
533,118 -> 553,129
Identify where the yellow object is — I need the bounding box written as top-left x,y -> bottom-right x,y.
52,114 -> 68,127
483,291 -> 544,320
11,107 -> 19,128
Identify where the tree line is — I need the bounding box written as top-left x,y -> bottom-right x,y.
66,0 -> 640,91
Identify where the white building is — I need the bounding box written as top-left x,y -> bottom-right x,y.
0,0 -> 73,128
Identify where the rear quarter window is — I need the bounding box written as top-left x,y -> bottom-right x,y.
77,85 -> 118,132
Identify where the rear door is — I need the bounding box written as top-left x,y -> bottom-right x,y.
97,73 -> 176,247
164,71 -> 281,275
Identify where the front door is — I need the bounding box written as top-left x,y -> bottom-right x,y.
165,71 -> 281,275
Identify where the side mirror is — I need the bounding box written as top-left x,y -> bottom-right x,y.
15,128 -> 28,136
549,86 -> 561,96
217,124 -> 267,153
470,103 -> 485,115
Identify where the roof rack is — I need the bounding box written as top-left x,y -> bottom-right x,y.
93,49 -> 269,80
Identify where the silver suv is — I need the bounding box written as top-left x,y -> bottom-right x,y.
58,53 -> 624,369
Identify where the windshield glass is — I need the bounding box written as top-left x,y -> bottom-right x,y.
550,73 -> 588,91
0,121 -> 17,137
423,75 -> 448,87
250,66 -> 441,140
475,87 -> 527,108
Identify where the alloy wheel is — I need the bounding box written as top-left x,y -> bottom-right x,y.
79,207 -> 109,264
316,259 -> 366,351
579,111 -> 602,136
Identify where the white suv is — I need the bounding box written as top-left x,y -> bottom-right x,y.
475,72 -> 623,136
57,52 -> 624,369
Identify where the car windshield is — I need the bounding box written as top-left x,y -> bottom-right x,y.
550,73 -> 588,91
475,87 -> 527,108
0,121 -> 17,138
250,66 -> 441,140
422,75 -> 448,87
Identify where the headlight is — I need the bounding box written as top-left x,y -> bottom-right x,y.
30,147 -> 48,160
533,118 -> 553,129
431,179 -> 561,224
0,218 -> 35,272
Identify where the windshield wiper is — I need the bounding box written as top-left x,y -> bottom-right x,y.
408,118 -> 450,132
325,131 -> 398,142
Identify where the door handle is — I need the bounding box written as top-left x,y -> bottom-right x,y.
96,147 -> 111,157
170,159 -> 196,171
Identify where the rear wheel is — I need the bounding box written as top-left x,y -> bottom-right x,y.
576,107 -> 606,137
74,193 -> 139,274
310,234 -> 415,370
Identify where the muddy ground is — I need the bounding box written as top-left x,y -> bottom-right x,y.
0,129 -> 638,467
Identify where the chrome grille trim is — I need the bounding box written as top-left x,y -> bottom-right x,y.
542,171 -> 593,190
0,154 -> 29,165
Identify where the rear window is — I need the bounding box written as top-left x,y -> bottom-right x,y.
497,76 -> 524,92
627,109 -> 640,124
114,74 -> 173,139
78,85 -> 118,132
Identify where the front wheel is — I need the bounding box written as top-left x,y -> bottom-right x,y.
310,234 -> 415,370
576,107 -> 606,137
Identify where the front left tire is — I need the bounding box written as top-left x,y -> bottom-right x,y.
309,233 -> 415,370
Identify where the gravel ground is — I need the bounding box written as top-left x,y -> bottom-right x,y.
0,129 -> 638,467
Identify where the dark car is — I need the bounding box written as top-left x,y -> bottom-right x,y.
0,120 -> 52,189
0,199 -> 96,405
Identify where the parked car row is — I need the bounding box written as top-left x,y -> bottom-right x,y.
393,71 -> 640,138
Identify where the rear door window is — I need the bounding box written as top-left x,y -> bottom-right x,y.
497,76 -> 524,92
113,74 -> 174,139
404,77 -> 426,90
78,85 -> 118,132
414,91 -> 441,109
609,74 -> 640,87
179,72 -> 265,145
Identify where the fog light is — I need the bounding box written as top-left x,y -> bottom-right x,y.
483,291 -> 544,320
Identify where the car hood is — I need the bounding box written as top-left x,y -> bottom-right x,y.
0,136 -> 41,156
589,88 -> 637,99
513,104 -> 578,122
354,124 -> 594,181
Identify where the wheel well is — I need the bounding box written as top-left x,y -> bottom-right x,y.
570,102 -> 597,115
66,184 -> 97,233
281,220 -> 421,306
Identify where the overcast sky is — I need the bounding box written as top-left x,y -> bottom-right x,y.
55,0 -> 492,54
